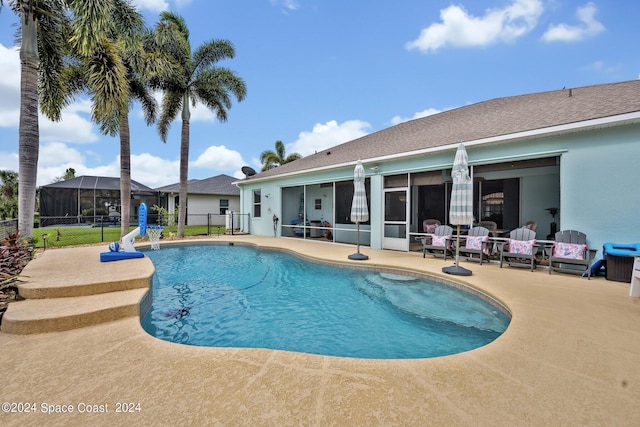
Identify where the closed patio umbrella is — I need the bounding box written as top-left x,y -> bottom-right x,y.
443,144 -> 474,276
348,160 -> 369,260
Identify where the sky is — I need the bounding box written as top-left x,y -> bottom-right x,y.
1,0 -> 639,188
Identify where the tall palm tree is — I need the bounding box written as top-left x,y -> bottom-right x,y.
2,0 -> 137,239
64,0 -> 150,238
153,12 -> 247,238
260,140 -> 301,171
1,0 -> 68,239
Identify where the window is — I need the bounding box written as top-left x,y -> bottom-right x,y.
335,179 -> 370,224
253,190 -> 261,218
315,198 -> 322,210
220,199 -> 229,215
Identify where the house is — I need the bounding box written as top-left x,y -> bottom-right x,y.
155,174 -> 240,226
39,176 -> 159,226
235,80 -> 640,254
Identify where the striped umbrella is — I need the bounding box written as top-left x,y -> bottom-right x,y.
444,144 -> 473,275
349,160 -> 369,260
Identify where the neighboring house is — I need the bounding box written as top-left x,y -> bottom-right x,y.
39,175 -> 159,226
155,174 -> 240,226
236,80 -> 640,254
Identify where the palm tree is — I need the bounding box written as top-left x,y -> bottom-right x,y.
1,0 -> 68,239
260,140 -> 301,171
153,12 -> 247,238
63,1 -> 153,238
2,0 -> 138,239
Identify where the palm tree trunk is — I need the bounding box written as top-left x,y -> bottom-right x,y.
177,117 -> 189,238
18,5 -> 40,239
119,112 -> 131,238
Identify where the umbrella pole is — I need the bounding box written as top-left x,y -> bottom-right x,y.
443,224 -> 471,276
348,221 -> 368,260
455,224 -> 461,267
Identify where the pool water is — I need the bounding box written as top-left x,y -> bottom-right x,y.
141,244 -> 510,359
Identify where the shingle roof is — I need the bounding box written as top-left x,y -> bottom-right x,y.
155,174 -> 240,196
244,80 -> 640,181
41,175 -> 156,192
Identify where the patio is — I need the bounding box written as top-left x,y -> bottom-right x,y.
1,235 -> 639,426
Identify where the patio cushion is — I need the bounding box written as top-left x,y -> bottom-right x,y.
465,235 -> 489,254
432,235 -> 450,249
553,242 -> 587,260
508,239 -> 535,255
425,224 -> 437,233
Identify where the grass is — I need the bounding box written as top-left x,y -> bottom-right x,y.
29,225 -> 225,248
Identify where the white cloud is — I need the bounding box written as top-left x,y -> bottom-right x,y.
581,60 -> 621,74
0,150 -> 18,173
542,2 -> 605,42
406,0 -> 543,53
130,0 -> 169,13
39,142 -> 86,168
191,145 -> 246,171
40,101 -> 99,144
270,0 -> 300,12
0,44 -> 20,127
131,153 -> 180,187
0,43 -> 100,143
288,120 -> 371,157
390,108 -> 443,126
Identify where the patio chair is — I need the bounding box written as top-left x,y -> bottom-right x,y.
499,227 -> 538,272
420,225 -> 453,259
458,226 -> 491,265
547,230 -> 597,279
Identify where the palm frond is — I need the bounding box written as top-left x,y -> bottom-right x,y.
86,38 -> 129,136
158,90 -> 183,142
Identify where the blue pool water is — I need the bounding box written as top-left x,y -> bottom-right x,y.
141,244 -> 510,359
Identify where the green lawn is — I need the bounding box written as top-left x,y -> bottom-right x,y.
30,225 -> 223,248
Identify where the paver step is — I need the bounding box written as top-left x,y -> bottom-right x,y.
1,288 -> 149,334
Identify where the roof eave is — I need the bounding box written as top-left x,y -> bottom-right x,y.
235,111 -> 640,186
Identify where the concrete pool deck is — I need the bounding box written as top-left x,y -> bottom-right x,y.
1,235 -> 639,426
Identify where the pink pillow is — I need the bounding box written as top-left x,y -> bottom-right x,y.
465,235 -> 489,255
553,242 -> 586,260
508,239 -> 535,255
425,224 -> 437,233
431,235 -> 450,249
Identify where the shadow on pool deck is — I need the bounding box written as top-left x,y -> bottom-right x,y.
1,235 -> 639,426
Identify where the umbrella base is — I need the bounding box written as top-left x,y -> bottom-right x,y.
348,252 -> 369,261
442,265 -> 472,276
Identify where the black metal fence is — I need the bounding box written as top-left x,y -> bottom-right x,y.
29,212 -> 250,248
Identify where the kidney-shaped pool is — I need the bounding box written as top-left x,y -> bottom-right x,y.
141,244 -> 510,359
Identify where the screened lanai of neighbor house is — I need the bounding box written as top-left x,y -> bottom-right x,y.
39,176 -> 159,227
235,80 -> 640,254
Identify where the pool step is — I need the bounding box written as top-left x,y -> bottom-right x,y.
0,245 -> 154,335
1,288 -> 149,334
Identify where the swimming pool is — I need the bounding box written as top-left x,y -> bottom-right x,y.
141,244 -> 510,359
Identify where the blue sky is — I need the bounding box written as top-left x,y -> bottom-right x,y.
1,0 -> 638,187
